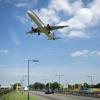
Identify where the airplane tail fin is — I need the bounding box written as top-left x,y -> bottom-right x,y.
26,30 -> 33,34
48,33 -> 61,40
53,37 -> 61,40
52,33 -> 61,40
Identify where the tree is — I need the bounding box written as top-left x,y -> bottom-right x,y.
13,83 -> 21,90
74,84 -> 79,89
51,82 -> 60,90
33,82 -> 45,90
46,82 -> 60,90
29,84 -> 33,90
83,83 -> 90,89
68,84 -> 73,90
94,83 -> 100,88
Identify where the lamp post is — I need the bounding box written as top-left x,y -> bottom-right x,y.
28,59 -> 39,100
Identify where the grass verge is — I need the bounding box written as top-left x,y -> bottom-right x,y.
1,91 -> 37,100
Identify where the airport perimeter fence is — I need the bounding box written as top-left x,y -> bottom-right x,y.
56,90 -> 100,98
30,88 -> 100,98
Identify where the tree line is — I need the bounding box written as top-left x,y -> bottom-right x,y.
29,82 -> 60,90
28,82 -> 100,90
9,82 -> 100,91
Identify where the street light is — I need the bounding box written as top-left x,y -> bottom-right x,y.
28,59 -> 39,100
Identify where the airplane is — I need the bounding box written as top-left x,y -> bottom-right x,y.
27,10 -> 69,40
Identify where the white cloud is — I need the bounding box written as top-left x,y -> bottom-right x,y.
66,0 -> 100,30
71,50 -> 90,57
35,8 -> 60,25
70,50 -> 100,57
71,0 -> 83,13
49,0 -> 73,15
14,0 -> 99,39
59,0 -> 100,39
3,50 -> 8,53
15,0 -> 38,8
67,8 -> 93,29
33,0 -> 98,39
10,30 -> 20,45
34,0 -> 80,25
89,0 -> 100,25
0,49 -> 8,54
90,50 -> 100,56
68,30 -> 90,38
16,15 -> 28,24
15,3 -> 27,7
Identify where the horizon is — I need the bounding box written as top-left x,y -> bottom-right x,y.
0,0 -> 100,85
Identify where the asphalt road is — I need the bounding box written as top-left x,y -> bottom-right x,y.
30,91 -> 100,100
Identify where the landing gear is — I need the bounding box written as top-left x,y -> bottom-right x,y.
53,32 -> 55,40
31,27 -> 34,31
53,38 -> 55,40
47,24 -> 51,29
48,31 -> 50,34
38,32 -> 40,35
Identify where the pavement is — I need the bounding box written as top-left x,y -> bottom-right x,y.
30,91 -> 100,100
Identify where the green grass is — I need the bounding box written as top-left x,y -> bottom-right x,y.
2,91 -> 37,100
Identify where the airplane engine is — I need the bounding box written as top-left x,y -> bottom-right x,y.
47,24 -> 51,29
31,27 -> 35,31
31,27 -> 40,35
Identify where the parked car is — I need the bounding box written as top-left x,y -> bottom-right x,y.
79,88 -> 94,94
44,88 -> 54,94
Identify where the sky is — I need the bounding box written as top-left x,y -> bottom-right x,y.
0,0 -> 100,86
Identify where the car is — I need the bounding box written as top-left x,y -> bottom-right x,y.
44,88 -> 54,94
79,88 -> 94,94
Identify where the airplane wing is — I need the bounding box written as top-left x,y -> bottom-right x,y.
26,30 -> 33,34
26,27 -> 40,34
49,25 -> 69,31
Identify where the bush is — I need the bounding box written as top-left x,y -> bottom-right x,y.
0,88 -> 13,96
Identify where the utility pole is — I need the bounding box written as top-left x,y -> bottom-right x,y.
43,79 -> 48,89
66,80 -> 69,89
56,74 -> 64,89
88,75 -> 93,88
43,79 -> 48,85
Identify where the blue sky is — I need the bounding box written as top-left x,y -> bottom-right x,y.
0,0 -> 100,85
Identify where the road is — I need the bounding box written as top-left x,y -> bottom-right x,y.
30,91 -> 100,100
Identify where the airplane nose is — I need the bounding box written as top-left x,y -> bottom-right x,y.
27,11 -> 30,14
27,10 -> 33,16
27,11 -> 32,17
